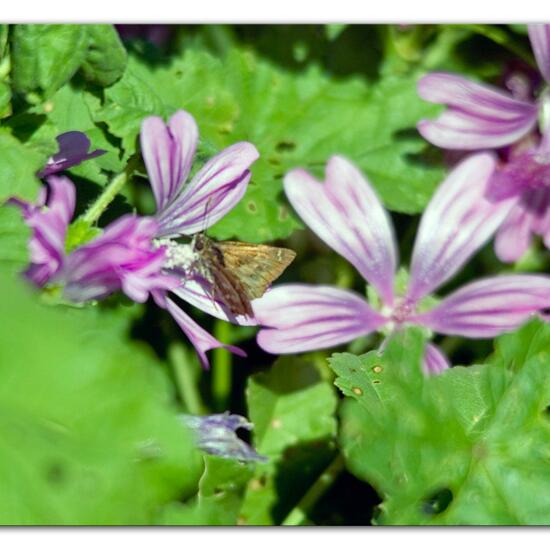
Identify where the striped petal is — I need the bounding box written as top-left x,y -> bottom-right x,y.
166,298 -> 246,370
10,176 -> 76,287
254,284 -> 386,354
413,276 -> 550,338
284,156 -> 397,305
407,153 -> 513,303
528,24 -> 550,84
423,344 -> 451,375
171,279 -> 258,326
141,110 -> 199,212
156,142 -> 259,237
417,73 -> 538,149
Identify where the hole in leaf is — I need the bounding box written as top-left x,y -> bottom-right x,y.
276,140 -> 296,153
45,462 -> 66,485
422,488 -> 453,516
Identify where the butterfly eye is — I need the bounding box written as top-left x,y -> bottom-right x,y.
193,236 -> 204,251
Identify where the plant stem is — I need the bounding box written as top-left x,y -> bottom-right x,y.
282,453 -> 346,526
212,320 -> 232,411
168,343 -> 206,415
80,170 -> 128,226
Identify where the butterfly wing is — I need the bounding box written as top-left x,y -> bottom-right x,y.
216,242 -> 296,300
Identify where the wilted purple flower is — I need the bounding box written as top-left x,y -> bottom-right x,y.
138,110 -> 260,367
253,155 -> 550,373
61,215 -> 180,305
38,131 -> 106,178
9,175 -> 180,305
8,176 -> 75,286
182,413 -> 266,463
417,24 -> 550,262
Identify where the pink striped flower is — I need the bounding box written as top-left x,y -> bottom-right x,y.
139,110 -> 260,367
417,25 -> 550,262
253,154 -> 550,374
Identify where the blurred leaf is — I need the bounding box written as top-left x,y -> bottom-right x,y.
80,25 -> 128,87
325,25 -> 347,42
0,205 -> 30,274
0,81 -> 10,118
11,25 -> 88,97
0,131 -> 42,201
96,48 -> 443,242
0,272 -> 203,524
239,357 -> 338,525
160,455 -> 255,525
0,25 -> 8,59
332,322 -> 550,525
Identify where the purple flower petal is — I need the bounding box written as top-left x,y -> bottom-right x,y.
8,176 -> 75,286
407,154 -> 513,303
487,150 -> 550,201
156,142 -> 259,237
38,132 -> 106,178
284,156 -> 397,305
494,187 -> 550,263
166,298 -> 246,369
171,280 -> 258,326
182,413 -> 267,463
417,73 -> 538,149
528,24 -> 550,84
62,215 -> 179,303
413,275 -> 550,338
141,110 -> 198,212
423,343 -> 451,375
254,284 -> 387,354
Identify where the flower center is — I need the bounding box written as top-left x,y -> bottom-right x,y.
154,238 -> 198,271
380,297 -> 417,333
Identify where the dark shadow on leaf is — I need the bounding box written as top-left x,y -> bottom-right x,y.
233,25 -> 383,82
421,487 -> 453,516
270,438 -> 337,525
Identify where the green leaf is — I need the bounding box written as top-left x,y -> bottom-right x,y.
332,323 -> 550,525
325,24 -> 347,41
97,48 -> 443,242
0,272 -> 204,524
0,205 -> 30,274
0,24 -> 8,60
11,25 -> 89,97
22,83 -> 124,189
0,131 -> 42,201
239,357 -> 338,525
0,81 -> 10,118
160,455 -> 255,525
95,67 -> 170,160
80,25 -> 128,87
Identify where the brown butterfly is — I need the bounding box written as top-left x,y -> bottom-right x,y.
192,234 -> 296,317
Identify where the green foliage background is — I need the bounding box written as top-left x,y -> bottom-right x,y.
0,24 -> 548,525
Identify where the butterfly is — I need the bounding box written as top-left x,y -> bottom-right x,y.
191,233 -> 296,317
